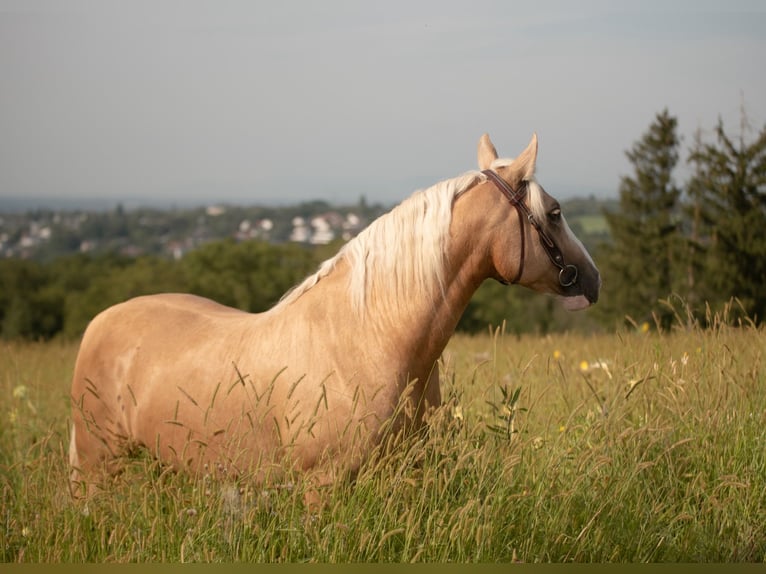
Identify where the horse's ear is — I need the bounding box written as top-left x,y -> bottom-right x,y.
513,133 -> 538,181
477,133 -> 498,170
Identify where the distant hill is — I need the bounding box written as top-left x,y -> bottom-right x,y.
0,195 -> 221,213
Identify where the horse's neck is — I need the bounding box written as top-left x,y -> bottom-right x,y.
278,227 -> 488,376
348,248 -> 486,370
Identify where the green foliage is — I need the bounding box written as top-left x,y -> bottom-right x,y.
61,255 -> 188,338
0,259 -> 62,340
599,109 -> 686,329
180,239 -> 316,313
597,107 -> 766,329
0,239 -> 329,340
686,118 -> 766,322
484,383 -> 525,441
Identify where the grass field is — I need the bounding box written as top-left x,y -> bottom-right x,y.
1,311 -> 765,562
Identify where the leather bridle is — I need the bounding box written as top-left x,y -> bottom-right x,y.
482,169 -> 579,287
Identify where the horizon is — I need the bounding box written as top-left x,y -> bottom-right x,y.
0,184 -> 619,214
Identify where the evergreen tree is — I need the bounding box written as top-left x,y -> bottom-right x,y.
686,115 -> 766,323
682,129 -> 707,309
598,109 -> 685,328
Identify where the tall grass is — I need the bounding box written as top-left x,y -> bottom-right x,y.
1,311 -> 765,562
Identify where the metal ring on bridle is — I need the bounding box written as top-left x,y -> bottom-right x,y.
559,264 -> 578,287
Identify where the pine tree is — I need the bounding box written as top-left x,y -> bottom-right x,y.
686,114 -> 766,323
681,129 -> 710,311
599,109 -> 685,328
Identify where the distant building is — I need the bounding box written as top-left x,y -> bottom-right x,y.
289,217 -> 310,243
236,218 -> 274,242
309,216 -> 335,245
206,205 -> 226,217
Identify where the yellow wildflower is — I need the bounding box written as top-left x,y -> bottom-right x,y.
452,405 -> 464,421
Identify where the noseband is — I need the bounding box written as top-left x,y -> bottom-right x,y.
482,169 -> 578,287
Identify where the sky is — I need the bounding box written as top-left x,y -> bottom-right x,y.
1,0 -> 765,209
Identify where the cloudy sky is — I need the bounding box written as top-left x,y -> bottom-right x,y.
1,0 -> 764,208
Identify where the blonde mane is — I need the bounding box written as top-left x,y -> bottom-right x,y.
275,171 -> 480,314
275,165 -> 546,315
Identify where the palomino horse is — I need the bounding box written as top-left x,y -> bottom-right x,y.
69,133 -> 600,500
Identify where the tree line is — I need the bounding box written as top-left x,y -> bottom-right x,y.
0,240 -> 324,340
597,107 -> 766,329
1,106 -> 763,340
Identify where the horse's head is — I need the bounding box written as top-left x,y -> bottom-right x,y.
473,133 -> 600,310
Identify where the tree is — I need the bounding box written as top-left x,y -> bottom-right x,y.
180,239 -> 318,313
686,115 -> 766,323
0,259 -> 63,339
59,254 -> 187,337
598,110 -> 685,328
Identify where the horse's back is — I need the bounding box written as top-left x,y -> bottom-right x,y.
74,293 -> 252,382
81,293 -> 245,344
100,292 -> 248,321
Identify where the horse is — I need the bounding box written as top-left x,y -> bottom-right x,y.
69,133 -> 600,502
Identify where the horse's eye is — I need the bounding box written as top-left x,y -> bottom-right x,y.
548,208 -> 562,222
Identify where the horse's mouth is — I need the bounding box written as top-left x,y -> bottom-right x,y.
560,294 -> 592,311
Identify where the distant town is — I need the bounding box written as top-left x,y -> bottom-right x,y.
0,195 -> 613,261
0,197 -> 389,261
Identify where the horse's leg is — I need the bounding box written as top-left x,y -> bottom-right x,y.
69,420 -> 108,498
68,415 -> 128,499
418,366 -> 442,423
301,467 -> 339,513
68,423 -> 85,498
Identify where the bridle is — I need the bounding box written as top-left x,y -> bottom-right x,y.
482,169 -> 579,287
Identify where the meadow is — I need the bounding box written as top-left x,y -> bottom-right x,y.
1,310 -> 765,562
